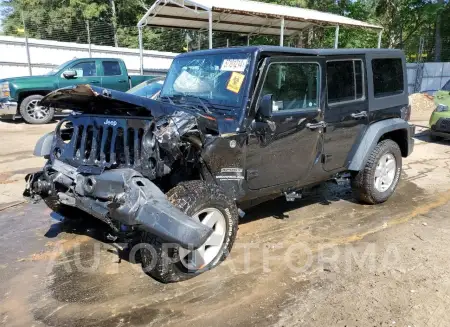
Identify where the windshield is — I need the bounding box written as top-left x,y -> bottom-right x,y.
46,61 -> 71,76
160,52 -> 252,111
128,78 -> 164,98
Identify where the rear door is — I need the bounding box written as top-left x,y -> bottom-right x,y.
58,60 -> 101,88
100,60 -> 129,92
246,56 -> 325,190
322,58 -> 369,171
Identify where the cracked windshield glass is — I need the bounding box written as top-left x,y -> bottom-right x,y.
160,53 -> 252,113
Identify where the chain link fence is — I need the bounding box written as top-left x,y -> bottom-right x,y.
2,10 -> 450,88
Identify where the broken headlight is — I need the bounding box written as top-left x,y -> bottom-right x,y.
435,104 -> 449,112
0,82 -> 10,98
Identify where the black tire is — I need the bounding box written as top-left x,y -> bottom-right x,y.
20,95 -> 54,124
140,180 -> 239,283
352,139 -> 402,205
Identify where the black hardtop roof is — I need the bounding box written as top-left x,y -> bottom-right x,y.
176,46 -> 404,59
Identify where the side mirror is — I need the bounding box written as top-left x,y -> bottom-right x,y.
258,94 -> 273,120
63,70 -> 77,79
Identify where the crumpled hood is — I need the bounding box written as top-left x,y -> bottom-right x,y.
41,84 -> 172,117
41,84 -> 240,135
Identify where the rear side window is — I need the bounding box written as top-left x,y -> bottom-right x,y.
102,61 -> 122,76
327,60 -> 364,105
372,58 -> 404,97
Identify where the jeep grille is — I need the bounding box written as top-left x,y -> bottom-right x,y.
52,116 -> 160,178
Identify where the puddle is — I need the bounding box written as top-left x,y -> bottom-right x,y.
30,176 -> 433,327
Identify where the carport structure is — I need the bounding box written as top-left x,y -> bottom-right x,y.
137,0 -> 383,73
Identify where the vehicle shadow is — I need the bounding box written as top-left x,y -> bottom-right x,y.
240,181 -> 354,225
414,127 -> 450,144
43,210 -> 142,264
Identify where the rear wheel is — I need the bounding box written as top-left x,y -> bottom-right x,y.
352,139 -> 402,204
20,95 -> 54,124
140,181 -> 239,283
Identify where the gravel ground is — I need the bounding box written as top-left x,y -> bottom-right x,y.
1,119 -> 450,327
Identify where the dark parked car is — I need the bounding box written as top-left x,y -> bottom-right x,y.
24,46 -> 414,283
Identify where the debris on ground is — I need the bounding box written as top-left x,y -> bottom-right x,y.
409,93 -> 436,121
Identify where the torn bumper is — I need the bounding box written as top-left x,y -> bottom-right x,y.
25,161 -> 213,249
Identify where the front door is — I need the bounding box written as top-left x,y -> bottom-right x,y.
59,60 -> 101,88
322,58 -> 369,171
246,57 -> 325,190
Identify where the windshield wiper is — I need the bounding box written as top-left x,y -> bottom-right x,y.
170,94 -> 213,115
160,95 -> 175,105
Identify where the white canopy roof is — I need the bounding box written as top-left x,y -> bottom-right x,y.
137,0 -> 382,36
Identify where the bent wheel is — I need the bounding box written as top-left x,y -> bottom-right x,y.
140,181 -> 238,283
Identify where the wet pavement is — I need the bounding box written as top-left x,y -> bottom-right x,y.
2,121 -> 450,326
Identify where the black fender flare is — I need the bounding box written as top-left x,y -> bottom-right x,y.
347,118 -> 414,171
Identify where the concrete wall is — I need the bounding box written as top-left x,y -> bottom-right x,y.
407,62 -> 450,94
0,35 -> 178,79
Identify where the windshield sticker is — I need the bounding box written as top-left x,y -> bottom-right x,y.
221,59 -> 248,72
227,72 -> 245,94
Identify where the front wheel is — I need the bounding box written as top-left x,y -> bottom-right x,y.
20,95 -> 54,124
140,181 -> 239,283
352,139 -> 402,204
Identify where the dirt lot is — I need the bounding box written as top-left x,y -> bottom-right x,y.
2,116 -> 450,327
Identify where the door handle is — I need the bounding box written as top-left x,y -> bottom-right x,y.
90,80 -> 100,84
306,121 -> 327,130
350,111 -> 368,119
118,80 -> 127,83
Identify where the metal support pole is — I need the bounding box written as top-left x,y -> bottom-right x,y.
208,11 -> 213,49
334,25 -> 340,49
247,35 -> 250,46
86,21 -> 92,58
226,39 -> 229,48
138,26 -> 144,75
280,17 -> 285,46
377,30 -> 383,48
21,11 -> 32,76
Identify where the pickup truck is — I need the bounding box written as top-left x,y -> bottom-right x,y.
0,58 -> 161,124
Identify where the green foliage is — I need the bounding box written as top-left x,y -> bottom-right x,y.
0,0 -> 449,60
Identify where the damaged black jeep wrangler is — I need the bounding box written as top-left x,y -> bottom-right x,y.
24,46 -> 414,282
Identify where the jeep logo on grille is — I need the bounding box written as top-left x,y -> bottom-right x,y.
104,119 -> 118,126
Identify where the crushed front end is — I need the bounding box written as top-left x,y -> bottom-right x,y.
24,111 -> 212,250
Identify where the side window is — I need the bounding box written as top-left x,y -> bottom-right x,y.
71,61 -> 96,77
372,58 -> 404,97
261,62 -> 319,112
102,61 -> 122,76
327,60 -> 364,105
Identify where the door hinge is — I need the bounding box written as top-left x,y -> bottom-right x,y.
246,169 -> 259,179
322,154 -> 332,163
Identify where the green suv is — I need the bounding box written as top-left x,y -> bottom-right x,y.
429,79 -> 450,141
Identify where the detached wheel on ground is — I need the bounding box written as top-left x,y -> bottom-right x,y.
20,95 -> 54,124
141,181 -> 239,283
352,139 -> 402,205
